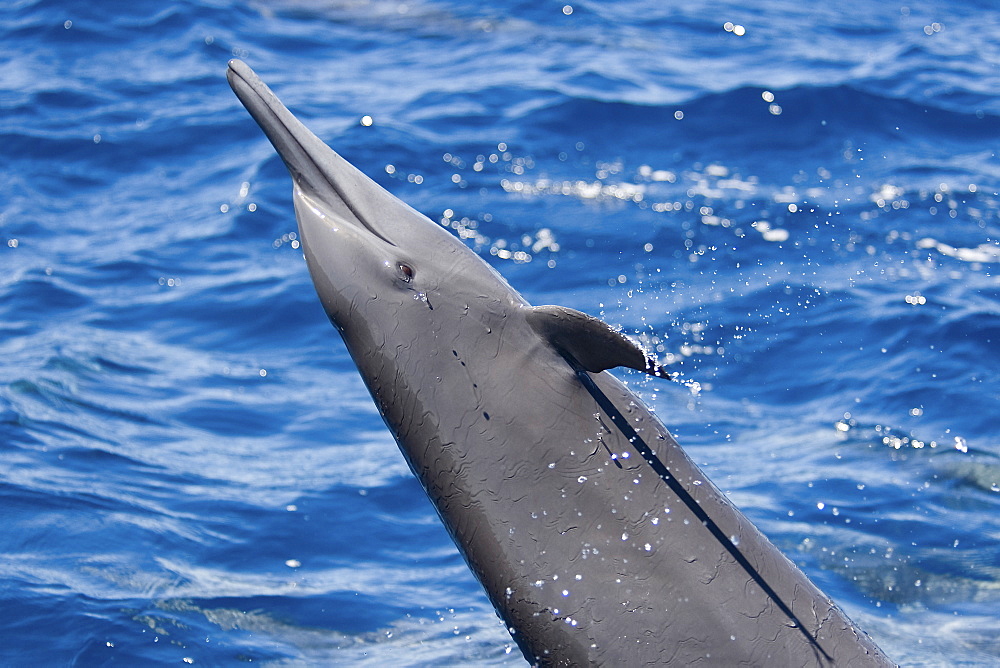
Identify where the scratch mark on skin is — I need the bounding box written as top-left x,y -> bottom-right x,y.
576,369 -> 833,663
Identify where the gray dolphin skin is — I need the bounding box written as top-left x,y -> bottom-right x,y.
226,59 -> 892,666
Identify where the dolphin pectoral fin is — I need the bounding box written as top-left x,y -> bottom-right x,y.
526,305 -> 671,379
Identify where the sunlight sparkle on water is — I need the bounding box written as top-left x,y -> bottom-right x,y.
723,22 -> 746,36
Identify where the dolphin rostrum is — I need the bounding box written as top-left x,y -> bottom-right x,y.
226,59 -> 892,666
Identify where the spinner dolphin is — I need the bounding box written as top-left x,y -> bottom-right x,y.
227,59 -> 891,667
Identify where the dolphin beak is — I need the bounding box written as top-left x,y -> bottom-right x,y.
226,59 -> 396,246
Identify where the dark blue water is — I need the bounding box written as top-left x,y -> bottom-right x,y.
3,0 -> 999,665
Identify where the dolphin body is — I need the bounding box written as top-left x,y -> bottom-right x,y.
226,60 -> 891,666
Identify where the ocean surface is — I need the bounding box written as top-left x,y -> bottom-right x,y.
2,0 -> 999,665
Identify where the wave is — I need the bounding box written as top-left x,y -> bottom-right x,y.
511,83 -> 1000,161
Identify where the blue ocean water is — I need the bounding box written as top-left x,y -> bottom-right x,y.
2,0 -> 999,664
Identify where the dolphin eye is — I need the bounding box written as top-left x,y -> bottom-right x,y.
397,262 -> 414,282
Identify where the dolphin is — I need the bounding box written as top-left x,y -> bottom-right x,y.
226,59 -> 892,666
